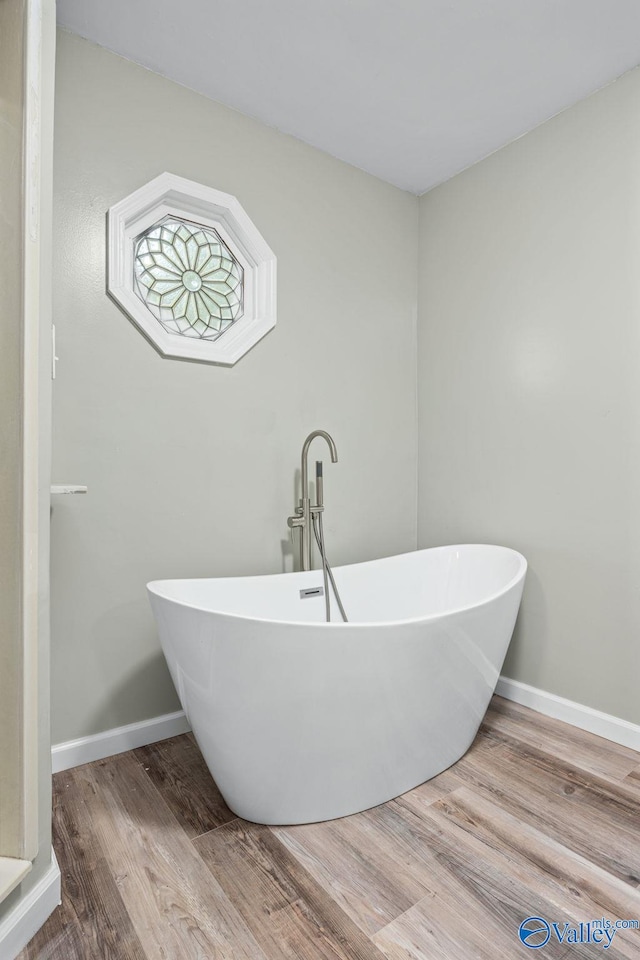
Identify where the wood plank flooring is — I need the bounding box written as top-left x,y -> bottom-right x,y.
19,698 -> 640,960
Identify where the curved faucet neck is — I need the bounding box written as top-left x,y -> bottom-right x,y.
301,430 -> 338,499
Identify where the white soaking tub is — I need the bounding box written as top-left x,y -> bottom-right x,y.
148,544 -> 526,825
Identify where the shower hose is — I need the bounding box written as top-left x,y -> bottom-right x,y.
312,512 -> 348,623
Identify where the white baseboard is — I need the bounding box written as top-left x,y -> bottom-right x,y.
0,852 -> 60,960
50,680 -> 639,778
497,676 -> 640,752
52,710 -> 190,773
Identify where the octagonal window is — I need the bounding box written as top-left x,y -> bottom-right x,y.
107,173 -> 276,365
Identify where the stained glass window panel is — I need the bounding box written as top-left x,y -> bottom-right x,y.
133,217 -> 244,340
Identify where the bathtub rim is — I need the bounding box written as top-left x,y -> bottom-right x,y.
147,543 -> 527,630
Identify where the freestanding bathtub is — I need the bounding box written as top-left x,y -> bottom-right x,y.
148,544 -> 526,825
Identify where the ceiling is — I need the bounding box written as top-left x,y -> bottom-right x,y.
56,0 -> 640,195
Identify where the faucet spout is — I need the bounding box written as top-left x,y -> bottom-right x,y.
301,430 -> 338,499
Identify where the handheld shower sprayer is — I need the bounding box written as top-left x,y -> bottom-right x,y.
316,460 -> 324,508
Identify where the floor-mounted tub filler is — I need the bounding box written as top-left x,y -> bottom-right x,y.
148,542 -> 526,825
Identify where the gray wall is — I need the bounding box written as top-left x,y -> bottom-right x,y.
418,66 -> 640,724
52,31 -> 418,743
55,29 -> 640,743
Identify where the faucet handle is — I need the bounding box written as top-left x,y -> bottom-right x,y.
287,513 -> 304,544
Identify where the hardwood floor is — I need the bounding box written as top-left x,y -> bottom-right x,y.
20,697 -> 640,959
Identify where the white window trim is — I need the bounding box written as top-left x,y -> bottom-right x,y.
107,173 -> 277,365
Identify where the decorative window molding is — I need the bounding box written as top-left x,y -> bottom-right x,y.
107,173 -> 276,365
